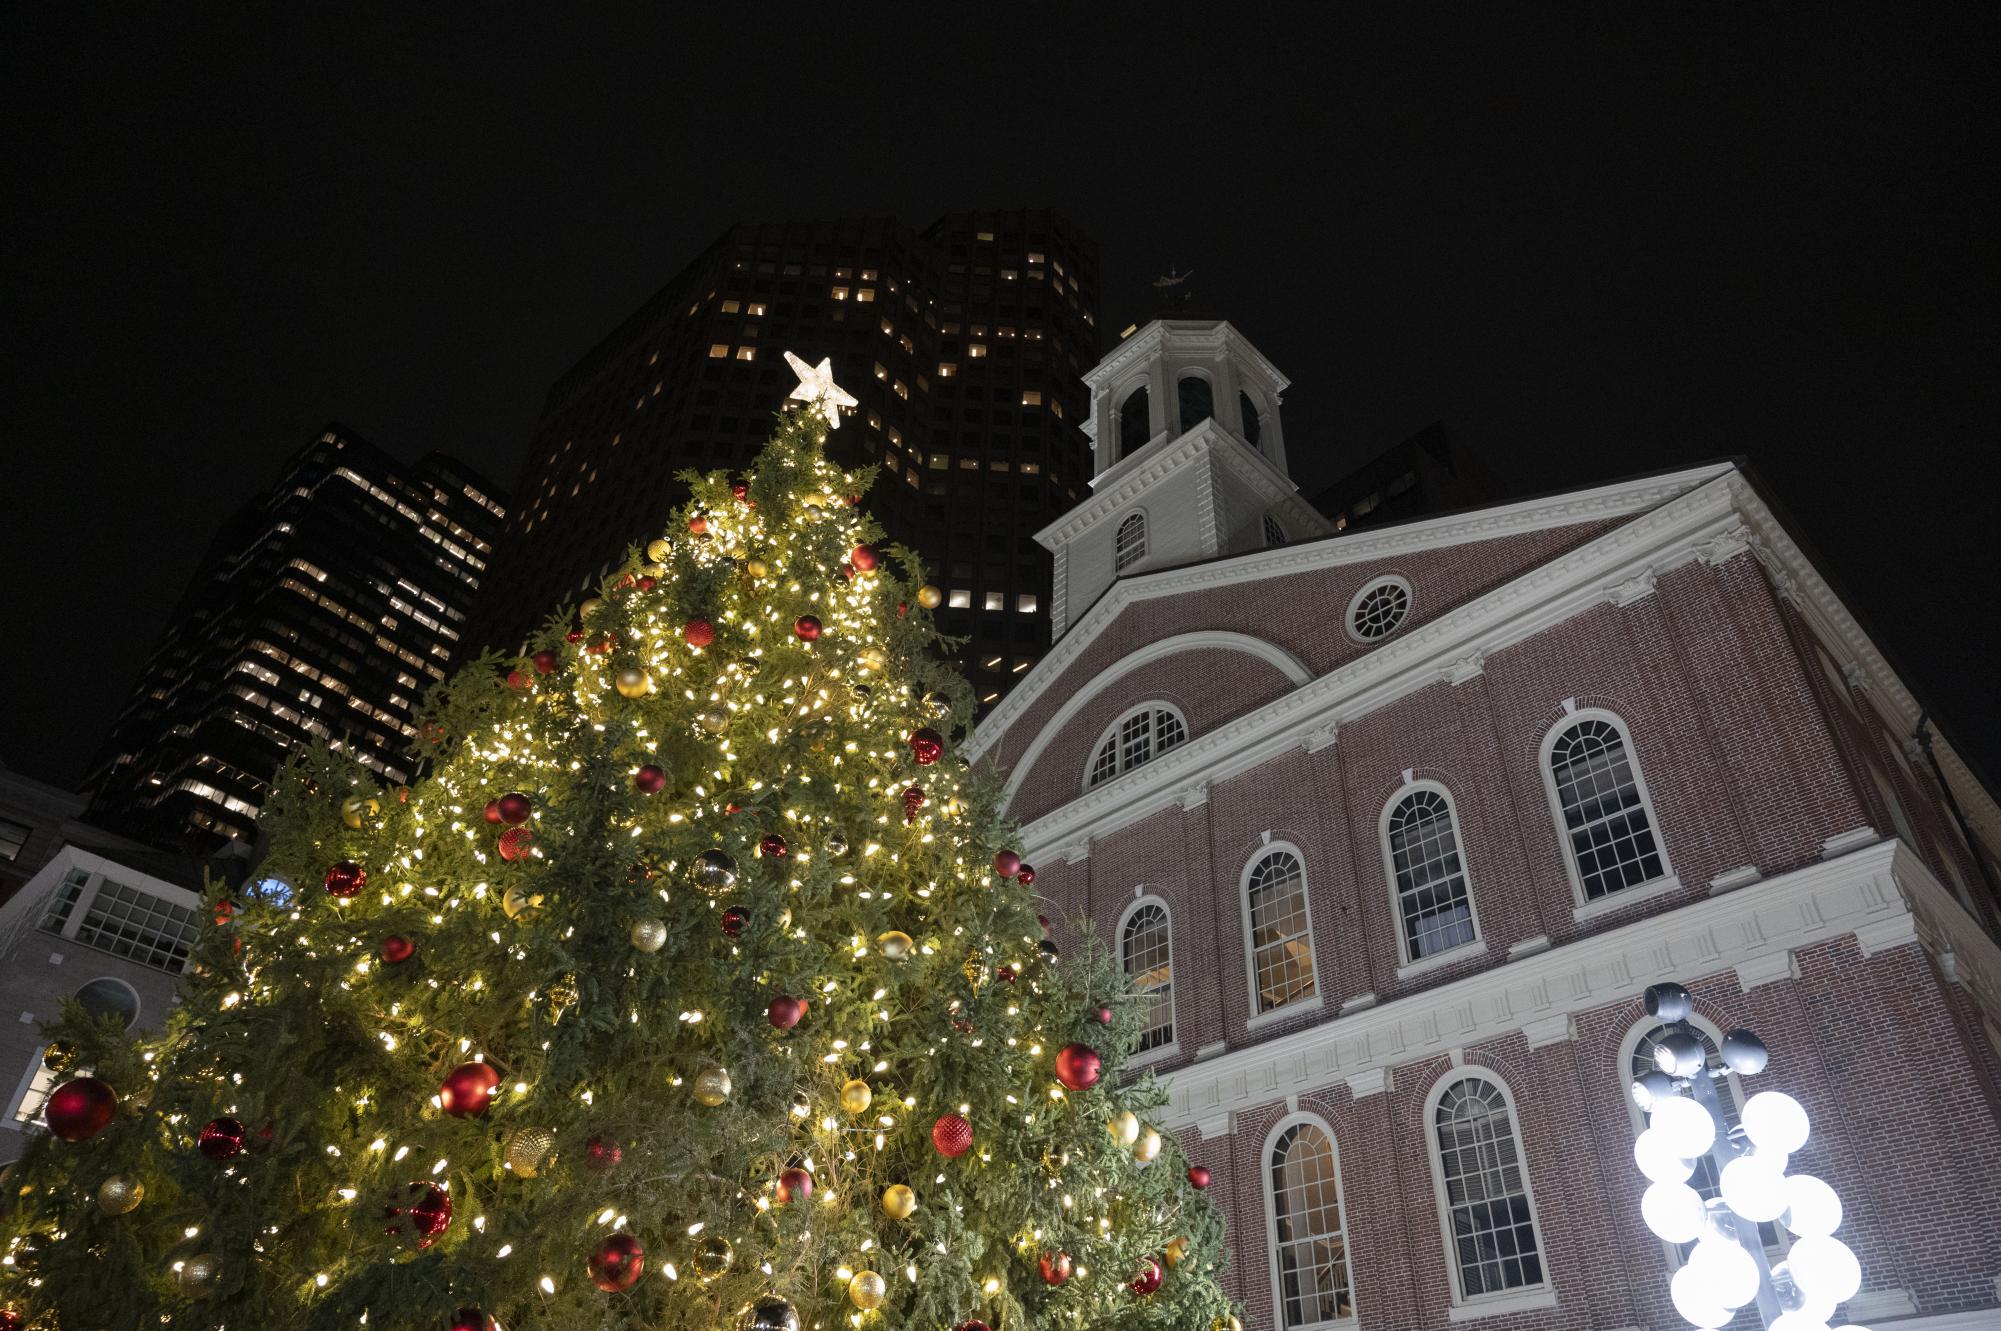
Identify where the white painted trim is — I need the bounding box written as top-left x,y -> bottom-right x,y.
1570,874 -> 1682,923
1538,708 -> 1676,914
1262,1111 -> 1360,1331
1345,574 -> 1415,644
1380,780 -> 1487,969
1114,507 -> 1149,575
1241,842 -> 1324,1024
1445,1285 -> 1558,1322
1116,894 -> 1179,1065
1420,1066 -> 1554,1313
1869,1302 -> 2000,1329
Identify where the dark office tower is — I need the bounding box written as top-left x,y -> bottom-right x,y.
85,426 -> 508,852
466,210 -> 1101,707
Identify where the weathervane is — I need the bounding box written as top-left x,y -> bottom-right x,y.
1152,266 -> 1195,313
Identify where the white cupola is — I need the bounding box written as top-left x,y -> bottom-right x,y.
1035,319 -> 1331,639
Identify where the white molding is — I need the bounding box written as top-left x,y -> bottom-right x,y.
1871,1306 -> 2001,1330
1736,950 -> 1799,992
1445,1286 -> 1558,1322
1849,1287 -> 1920,1320
1571,875 -> 1682,923
1508,935 -> 1552,959
1708,865 -> 1762,894
1396,941 -> 1490,983
1823,826 -> 1881,857
1522,1014 -> 1576,1048
1347,1067 -> 1392,1098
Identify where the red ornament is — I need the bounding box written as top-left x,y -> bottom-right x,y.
955,1323 -> 993,1331
384,1180 -> 453,1248
45,1077 -> 118,1142
638,576 -> 656,590
851,544 -> 879,572
996,964 -> 1018,984
586,636 -> 613,655
496,792 -> 532,825
483,799 -> 503,824
380,934 -> 415,964
767,995 -> 804,1029
565,627 -> 585,643
1130,1257 -> 1164,1296
532,649 -> 559,675
496,826 -> 533,862
759,833 -> 788,858
324,860 -> 366,898
1039,1251 -> 1073,1286
588,1233 -> 645,1291
909,728 -> 944,765
903,784 -> 927,822
777,1166 -> 813,1203
688,515 -> 708,535
634,764 -> 667,794
213,898 -> 237,925
447,1309 -> 493,1331
684,618 -> 715,648
504,669 -> 530,691
1038,914 -> 1052,932
198,1116 -> 246,1160
0,1310 -> 24,1331
932,1113 -> 972,1158
731,480 -> 750,501
721,905 -> 751,937
898,601 -> 909,618
585,1136 -> 623,1174
1095,1005 -> 1115,1026
993,850 -> 1022,879
1054,1043 -> 1102,1091
1017,864 -> 1036,886
1187,1165 -> 1212,1190
794,614 -> 822,641
439,1062 -> 501,1118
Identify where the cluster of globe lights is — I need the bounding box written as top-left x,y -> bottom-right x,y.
1630,982 -> 1867,1331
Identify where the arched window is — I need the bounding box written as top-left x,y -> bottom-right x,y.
1546,714 -> 1666,903
1239,390 -> 1263,450
1245,847 -> 1317,1013
1384,787 -> 1478,963
1120,900 -> 1174,1052
1263,513 -> 1287,548
1118,384 -> 1152,458
1430,1074 -> 1546,1301
75,977 -> 140,1029
1115,511 -> 1148,574
1087,705 -> 1187,788
1268,1119 -> 1354,1327
1177,374 -> 1214,432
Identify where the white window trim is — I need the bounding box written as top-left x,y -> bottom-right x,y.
3,1045 -> 50,1135
1379,780 -> 1487,972
1116,893 -> 1180,1067
1537,708 -> 1674,916
1114,508 -> 1150,577
1082,701 -> 1190,793
1421,1066 -> 1554,1317
1240,841 -> 1322,1023
1262,1111 -> 1360,1331
1344,575 -> 1414,644
1173,367 -> 1219,435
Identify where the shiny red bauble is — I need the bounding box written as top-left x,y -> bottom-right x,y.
902,785 -> 927,820
439,1062 -> 501,1118
684,618 -> 715,648
776,1166 -> 813,1203
0,1310 -> 26,1331
634,764 -> 667,794
909,728 -> 944,766
198,1116 -> 246,1160
496,827 -> 533,862
759,833 -> 788,858
1054,1043 -> 1102,1091
850,544 -> 878,571
483,799 -> 503,824
45,1077 -> 118,1142
446,1308 -> 493,1331
767,996 -> 804,1030
531,649 -> 559,675
380,935 -> 415,964
1130,1257 -> 1164,1296
992,850 -> 1021,879
731,480 -> 749,501
996,964 -> 1018,984
721,905 -> 750,937
504,669 -> 530,691
955,1322 -> 993,1331
1039,1251 -> 1073,1286
384,1180 -> 453,1248
1095,1005 -> 1115,1026
932,1113 -> 973,1158
793,615 -> 822,641
586,636 -> 612,655
324,860 -> 367,898
1187,1165 -> 1212,1190
1017,864 -> 1036,886
587,1233 -> 645,1291
585,1136 -> 623,1174
565,627 -> 585,643
495,792 -> 532,825
688,515 -> 708,534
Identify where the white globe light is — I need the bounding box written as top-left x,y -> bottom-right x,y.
1719,1154 -> 1789,1222
1770,1314 -> 1831,1331
1687,1237 -> 1761,1310
1642,1181 -> 1707,1243
1670,1262 -> 1733,1329
1781,1174 -> 1844,1237
1635,1127 -> 1695,1185
1789,1234 -> 1863,1303
1649,1095 -> 1717,1158
1742,1090 -> 1812,1154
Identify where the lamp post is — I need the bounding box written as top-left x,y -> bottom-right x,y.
1626,981 -> 1869,1331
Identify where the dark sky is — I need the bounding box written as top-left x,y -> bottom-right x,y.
4,8 -> 1996,791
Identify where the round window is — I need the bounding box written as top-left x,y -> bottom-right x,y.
1347,578 -> 1412,641
75,978 -> 141,1029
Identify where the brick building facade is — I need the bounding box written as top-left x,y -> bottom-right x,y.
971,321 -> 2001,1329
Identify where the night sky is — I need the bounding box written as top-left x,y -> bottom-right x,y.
4,9 -> 1995,791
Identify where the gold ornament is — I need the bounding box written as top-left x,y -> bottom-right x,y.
745,558 -> 769,578
41,1040 -> 79,1074
1133,1125 -> 1164,1163
1164,1236 -> 1191,1269
630,918 -> 668,952
962,949 -> 986,988
840,1079 -> 873,1115
615,668 -> 653,699
881,1184 -> 916,1220
547,973 -> 580,1016
638,561 -> 666,579
876,930 -> 913,960
692,1065 -> 733,1107
97,1173 -> 145,1215
176,1251 -> 223,1296
690,848 -> 739,895
857,646 -> 888,673
692,1235 -> 735,1280
847,1270 -> 886,1311
504,1126 -> 558,1178
646,538 -> 672,563
801,492 -> 829,509
696,705 -> 731,734
340,796 -> 380,829
916,584 -> 943,609
1216,1316 -> 1244,1331
1109,1110 -> 1141,1147
503,886 -> 545,922
580,596 -> 604,617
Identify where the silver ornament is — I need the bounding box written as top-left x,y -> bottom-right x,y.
691,849 -> 738,895
630,918 -> 668,952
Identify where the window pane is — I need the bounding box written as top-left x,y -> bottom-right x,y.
1389,790 -> 1477,960
1122,904 -> 1174,1051
1270,1124 -> 1353,1326
1551,720 -> 1663,900
1435,1079 -> 1542,1296
1248,852 -> 1315,1011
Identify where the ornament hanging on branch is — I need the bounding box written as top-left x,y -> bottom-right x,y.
630,918 -> 668,952
720,905 -> 750,937
380,935 -> 415,964
692,1235 -> 735,1281
908,728 -> 943,765
903,784 -> 927,822
197,1116 -> 246,1160
495,792 -> 532,825
502,885 -> 544,921
684,618 -> 715,648
504,1126 -> 557,1177
383,1180 -> 453,1248
634,764 -> 667,794
794,615 -> 822,642
691,849 -> 738,895
45,1077 -> 118,1142
587,1233 -> 645,1292
439,1062 -> 501,1118
585,1136 -> 623,1174
496,826 -> 534,862
1054,1043 -> 1102,1091
692,1065 -> 733,1106
96,1173 -> 145,1215
736,1297 -> 801,1331
847,1270 -> 886,1311
324,860 -> 367,898
932,1113 -> 972,1158
1039,1251 -> 1073,1286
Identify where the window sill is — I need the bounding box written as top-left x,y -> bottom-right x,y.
1127,1041 -> 1180,1070
1570,874 -> 1681,924
1246,993 -> 1323,1031
1395,939 -> 1489,982
1447,1285 -> 1557,1322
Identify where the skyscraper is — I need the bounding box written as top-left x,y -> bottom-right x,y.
466,210 -> 1101,707
85,426 -> 507,851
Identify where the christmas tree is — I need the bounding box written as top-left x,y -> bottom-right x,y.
0,356 -> 1240,1331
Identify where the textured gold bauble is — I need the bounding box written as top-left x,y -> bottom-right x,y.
504,1126 -> 558,1178
745,558 -> 769,578
1215,1316 -> 1244,1331
801,492 -> 829,509
1109,1110 -> 1140,1147
876,930 -> 913,960
41,1040 -> 79,1074
645,538 -> 672,563
1133,1125 -> 1164,1162
176,1251 -> 223,1295
341,796 -> 380,829
630,918 -> 668,952
615,668 -> 653,699
692,1065 -> 733,1107
692,1235 -> 734,1280
96,1173 -> 145,1215
857,646 -> 888,673
1164,1235 -> 1191,1269
881,1183 -> 916,1220
839,1079 -> 873,1115
916,584 -> 943,609
638,561 -> 666,579
503,886 -> 545,922
848,1269 -> 886,1310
